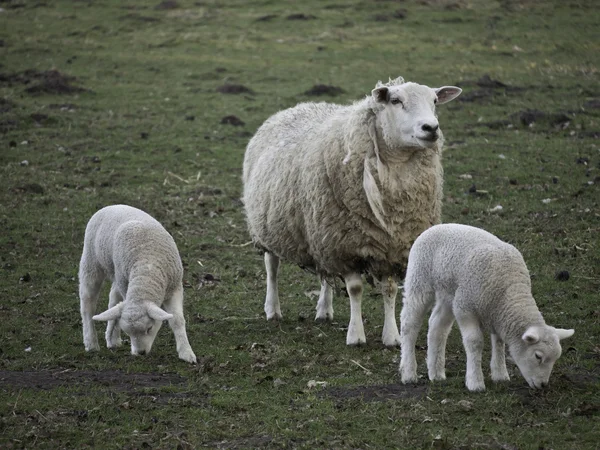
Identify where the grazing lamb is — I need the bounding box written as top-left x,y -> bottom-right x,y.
399,223 -> 574,391
243,76 -> 461,346
79,205 -> 197,363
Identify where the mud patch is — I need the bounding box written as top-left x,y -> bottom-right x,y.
323,383 -> 427,402
0,369 -> 187,392
216,83 -> 254,95
0,69 -> 89,95
457,74 -> 522,103
221,115 -> 245,126
286,13 -> 316,20
303,84 -> 345,97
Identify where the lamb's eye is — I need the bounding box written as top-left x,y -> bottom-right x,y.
146,327 -> 153,334
390,98 -> 402,106
535,353 -> 542,361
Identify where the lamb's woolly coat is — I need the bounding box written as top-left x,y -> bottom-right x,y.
243,80 -> 442,279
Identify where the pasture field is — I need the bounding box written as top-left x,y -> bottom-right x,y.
0,0 -> 598,448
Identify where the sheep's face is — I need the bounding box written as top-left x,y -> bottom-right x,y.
93,301 -> 173,356
512,325 -> 574,389
371,82 -> 461,150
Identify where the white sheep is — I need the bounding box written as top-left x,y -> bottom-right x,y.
399,223 -> 574,391
243,76 -> 461,346
79,205 -> 197,363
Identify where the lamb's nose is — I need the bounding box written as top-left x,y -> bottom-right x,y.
138,350 -> 146,356
541,381 -> 548,388
422,123 -> 439,133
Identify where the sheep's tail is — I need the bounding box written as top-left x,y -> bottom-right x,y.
363,117 -> 389,232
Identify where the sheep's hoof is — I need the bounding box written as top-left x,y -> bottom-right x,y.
466,381 -> 486,392
314,314 -> 333,323
179,349 -> 197,364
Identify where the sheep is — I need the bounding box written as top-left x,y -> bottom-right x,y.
242,76 -> 462,346
79,205 -> 197,363
399,223 -> 575,391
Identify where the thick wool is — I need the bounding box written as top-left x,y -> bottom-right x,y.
79,204 -> 196,363
243,77 -> 461,346
399,223 -> 574,391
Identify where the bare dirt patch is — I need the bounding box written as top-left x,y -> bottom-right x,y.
0,69 -> 89,95
0,369 -> 186,392
324,383 -> 427,402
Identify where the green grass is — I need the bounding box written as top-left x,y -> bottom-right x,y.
1,0 -> 598,448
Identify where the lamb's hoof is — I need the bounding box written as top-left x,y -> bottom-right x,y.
179,349 -> 197,364
429,373 -> 447,382
314,314 -> 333,323
106,338 -> 122,349
84,344 -> 100,352
265,312 -> 283,321
492,374 -> 510,383
466,381 -> 486,392
346,336 -> 367,346
400,373 -> 418,384
382,336 -> 401,348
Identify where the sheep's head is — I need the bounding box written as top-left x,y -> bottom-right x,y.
371,80 -> 461,150
93,301 -> 172,356
511,325 -> 574,389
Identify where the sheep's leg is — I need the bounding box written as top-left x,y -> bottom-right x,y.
105,285 -> 123,348
345,273 -> 366,345
164,287 -> 197,364
490,333 -> 510,382
315,277 -> 334,321
264,252 -> 282,320
399,290 -> 433,383
426,296 -> 455,381
380,277 -> 401,347
79,270 -> 104,352
455,309 -> 486,392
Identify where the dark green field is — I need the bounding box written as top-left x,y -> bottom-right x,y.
1,0 -> 598,448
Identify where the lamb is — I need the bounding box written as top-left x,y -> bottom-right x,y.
79,205 -> 197,363
242,76 -> 462,346
399,223 -> 574,391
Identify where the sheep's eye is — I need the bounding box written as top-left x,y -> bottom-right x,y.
434,98 -> 438,105
390,98 -> 402,106
146,327 -> 153,334
535,353 -> 542,361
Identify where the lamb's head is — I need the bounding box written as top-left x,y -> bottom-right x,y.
93,301 -> 173,356
511,325 -> 574,389
371,79 -> 461,150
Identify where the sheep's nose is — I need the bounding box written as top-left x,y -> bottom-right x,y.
422,123 -> 439,133
138,350 -> 146,356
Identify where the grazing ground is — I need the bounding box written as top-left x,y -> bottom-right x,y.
0,0 -> 598,448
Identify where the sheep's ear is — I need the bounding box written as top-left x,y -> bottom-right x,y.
522,327 -> 540,344
93,302 -> 125,322
435,86 -> 462,104
553,328 -> 575,341
147,303 -> 174,322
372,86 -> 389,103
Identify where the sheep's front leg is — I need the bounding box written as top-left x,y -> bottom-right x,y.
380,277 -> 401,347
490,333 -> 510,382
105,285 -> 123,348
79,275 -> 104,352
455,310 -> 486,392
345,273 -> 366,345
399,290 -> 433,383
264,252 -> 282,320
315,277 -> 334,321
427,298 -> 455,381
164,287 -> 197,364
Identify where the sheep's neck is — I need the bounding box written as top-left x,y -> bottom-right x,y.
127,271 -> 168,305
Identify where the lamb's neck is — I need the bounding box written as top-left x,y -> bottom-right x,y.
126,267 -> 168,305
492,283 -> 546,346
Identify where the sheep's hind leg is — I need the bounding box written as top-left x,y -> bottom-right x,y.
455,308 -> 486,392
105,285 -> 123,348
345,273 -> 366,345
380,277 -> 401,347
315,277 -> 333,321
164,287 -> 197,364
426,295 -> 455,381
400,289 -> 433,383
79,270 -> 104,352
264,252 -> 282,320
490,333 -> 510,382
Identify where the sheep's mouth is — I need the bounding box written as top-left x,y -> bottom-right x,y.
416,135 -> 438,147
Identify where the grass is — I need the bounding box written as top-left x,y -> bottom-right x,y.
0,0 -> 598,448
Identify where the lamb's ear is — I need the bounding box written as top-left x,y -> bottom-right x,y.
93,302 -> 125,322
372,86 -> 389,103
147,303 -> 174,322
553,328 -> 575,341
435,86 -> 462,105
522,327 -> 540,344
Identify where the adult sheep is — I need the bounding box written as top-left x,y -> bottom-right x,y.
243,76 -> 461,346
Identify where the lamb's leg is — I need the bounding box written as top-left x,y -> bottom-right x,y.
105,285 -> 123,348
455,310 -> 486,392
164,287 -> 197,364
380,277 -> 401,347
315,277 -> 333,321
264,252 -> 282,320
79,270 -> 104,352
345,273 -> 366,345
426,296 -> 455,381
490,333 -> 510,382
399,290 -> 433,383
